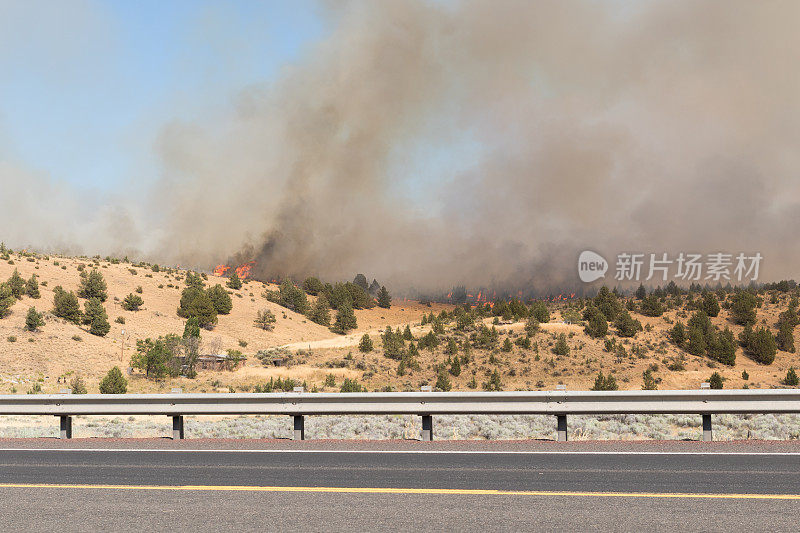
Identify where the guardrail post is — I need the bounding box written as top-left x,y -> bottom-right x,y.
556,415 -> 567,442
293,415 -> 305,440
702,414 -> 712,442
59,415 -> 72,439
421,415 -> 433,441
172,415 -> 185,440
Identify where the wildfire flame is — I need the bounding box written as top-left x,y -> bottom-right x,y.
213,261 -> 256,279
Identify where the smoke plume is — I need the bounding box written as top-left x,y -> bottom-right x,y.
7,1 -> 800,293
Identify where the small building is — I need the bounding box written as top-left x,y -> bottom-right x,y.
195,353 -> 247,371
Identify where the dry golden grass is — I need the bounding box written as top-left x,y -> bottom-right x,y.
0,250 -> 798,394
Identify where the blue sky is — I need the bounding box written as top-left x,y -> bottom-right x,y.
0,0 -> 326,192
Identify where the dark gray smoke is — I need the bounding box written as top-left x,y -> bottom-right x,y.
7,1 -> 800,292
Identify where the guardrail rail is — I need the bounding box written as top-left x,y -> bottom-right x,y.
1,389 -> 799,441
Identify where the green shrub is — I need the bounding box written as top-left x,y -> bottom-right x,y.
121,293 -> 144,311
0,284 -> 15,318
591,372 -> 618,391
641,369 -> 657,390
77,269 -> 108,302
24,307 -> 44,332
130,335 -> 181,379
435,371 -> 452,391
785,367 -> 799,387
302,277 -> 324,295
552,333 -> 569,355
331,303 -> 357,334
254,309 -> 277,331
227,271 -> 242,290
52,286 -> 82,324
340,378 -> 365,392
83,298 -> 110,337
708,372 -> 724,389
742,326 -> 777,364
7,269 -> 25,299
482,369 -> 502,391
70,376 -> 87,394
99,366 -> 127,394
206,284 -> 233,315
307,295 -> 331,326
358,333 -> 373,352
25,275 -> 40,299
377,286 -> 392,309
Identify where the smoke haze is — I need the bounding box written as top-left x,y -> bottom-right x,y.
4,0 -> 800,292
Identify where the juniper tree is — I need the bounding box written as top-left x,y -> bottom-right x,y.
583,305 -> 608,338
730,290 -> 759,325
785,367 -> 799,387
25,274 -> 40,299
7,269 -> 25,299
24,307 -> 44,331
553,333 -> 569,355
206,284 -> 233,314
332,303 -> 357,334
639,294 -> 664,317
121,293 -> 144,311
742,326 -> 777,364
701,291 -> 720,317
99,366 -> 127,394
776,320 -> 796,353
307,295 -> 331,326
0,284 -> 14,318
708,372 -> 724,389
84,298 -> 110,337
614,309 -> 642,337
358,333 -> 373,352
77,269 -> 108,302
302,277 -> 324,295
227,271 -> 242,290
377,286 -> 392,309
591,372 -> 618,391
52,286 -> 82,324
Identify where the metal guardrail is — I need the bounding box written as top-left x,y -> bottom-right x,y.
1,389 -> 798,441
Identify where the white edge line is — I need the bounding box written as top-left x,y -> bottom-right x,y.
0,448 -> 798,456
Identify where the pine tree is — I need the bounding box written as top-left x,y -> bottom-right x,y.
99,366 -> 127,394
591,372 -> 618,391
183,316 -> 201,339
24,307 -> 44,331
639,294 -> 664,317
708,372 -> 724,389
77,269 -> 108,302
501,337 -> 513,352
743,326 -> 777,364
785,367 -> 799,386
353,274 -> 369,291
377,286 -> 392,309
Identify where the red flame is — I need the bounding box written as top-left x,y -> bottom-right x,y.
213,261 -> 255,279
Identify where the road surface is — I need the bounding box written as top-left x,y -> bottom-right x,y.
0,443 -> 797,531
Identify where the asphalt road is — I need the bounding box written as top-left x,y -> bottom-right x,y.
0,448 -> 797,531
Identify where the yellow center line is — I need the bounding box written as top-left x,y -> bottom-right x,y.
0,483 -> 797,499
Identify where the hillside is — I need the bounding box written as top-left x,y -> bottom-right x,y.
0,250 -> 798,395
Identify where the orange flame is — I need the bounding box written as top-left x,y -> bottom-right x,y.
213,264 -> 230,276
